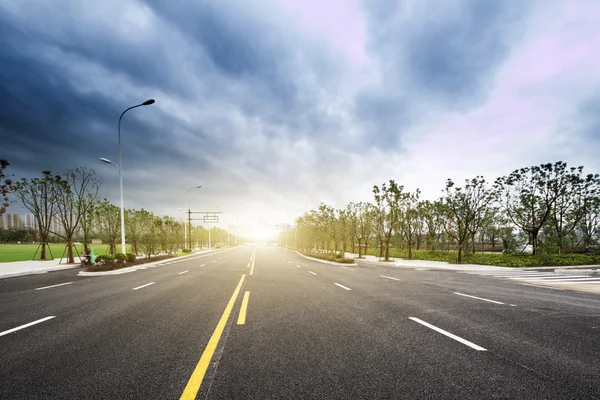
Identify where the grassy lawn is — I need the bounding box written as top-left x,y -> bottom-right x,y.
0,243 -> 132,262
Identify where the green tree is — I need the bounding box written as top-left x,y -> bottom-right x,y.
0,159 -> 12,216
493,162 -> 566,255
94,199 -> 120,254
443,177 -> 490,262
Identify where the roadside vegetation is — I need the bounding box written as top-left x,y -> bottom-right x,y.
0,161 -> 236,263
281,161 -> 600,268
297,250 -> 355,264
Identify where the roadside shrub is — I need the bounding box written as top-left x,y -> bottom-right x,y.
302,251 -> 354,263
126,253 -> 136,262
182,248 -> 191,253
114,253 -> 126,263
95,254 -> 115,265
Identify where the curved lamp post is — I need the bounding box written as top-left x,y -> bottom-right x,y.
101,99 -> 155,255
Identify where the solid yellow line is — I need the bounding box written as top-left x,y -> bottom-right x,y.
179,274 -> 246,400
237,291 -> 250,325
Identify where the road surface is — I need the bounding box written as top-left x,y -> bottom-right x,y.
1,246 -> 599,399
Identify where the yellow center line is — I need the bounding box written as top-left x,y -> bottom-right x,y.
179,274 -> 246,400
237,291 -> 250,325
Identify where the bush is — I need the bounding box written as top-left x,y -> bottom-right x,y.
95,254 -> 115,265
182,248 -> 191,253
114,253 -> 126,263
126,253 -> 136,262
302,251 -> 355,263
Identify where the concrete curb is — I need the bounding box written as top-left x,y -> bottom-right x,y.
292,250 -> 357,267
78,250 -> 220,276
0,265 -> 79,279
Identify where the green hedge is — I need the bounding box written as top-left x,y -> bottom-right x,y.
301,251 -> 355,264
366,248 -> 599,268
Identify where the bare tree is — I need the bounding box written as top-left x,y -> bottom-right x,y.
12,171 -> 60,260
52,167 -> 101,263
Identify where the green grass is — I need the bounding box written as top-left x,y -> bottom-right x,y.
0,243 -> 132,262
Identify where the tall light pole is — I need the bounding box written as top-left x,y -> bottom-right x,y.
183,185 -> 202,249
107,98 -> 155,255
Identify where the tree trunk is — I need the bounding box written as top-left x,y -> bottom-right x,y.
472,232 -> 476,254
457,244 -> 463,263
385,245 -> 390,261
40,243 -> 47,260
67,238 -> 74,264
379,237 -> 383,258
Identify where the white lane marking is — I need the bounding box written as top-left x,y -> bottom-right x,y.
380,275 -> 400,281
247,263 -> 250,268
341,266 -> 351,270
308,271 -> 317,275
200,264 -> 206,267
334,283 -> 351,291
132,282 -> 155,291
550,279 -> 600,284
211,260 -> 215,263
219,258 -> 223,260
34,282 -> 74,291
509,304 -> 517,307
178,270 -> 189,275
0,316 -> 56,338
296,265 -> 301,268
288,261 -> 292,264
454,292 -> 505,305
409,317 -> 487,351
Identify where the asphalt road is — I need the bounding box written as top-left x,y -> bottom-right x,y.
1,245 -> 599,399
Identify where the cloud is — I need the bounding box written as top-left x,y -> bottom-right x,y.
1,0 -> 599,230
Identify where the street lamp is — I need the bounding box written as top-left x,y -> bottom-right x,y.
184,185 -> 202,249
103,99 -> 155,255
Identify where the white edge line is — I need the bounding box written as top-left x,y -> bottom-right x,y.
34,282 -> 74,291
132,282 -> 155,291
0,316 -> 56,337
334,283 -> 351,291
380,275 -> 400,281
308,271 -> 317,275
178,270 -> 189,275
454,292 -> 505,305
409,317 -> 487,351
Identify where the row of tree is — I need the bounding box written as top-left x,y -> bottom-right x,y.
1,162 -> 234,262
289,162 -> 600,262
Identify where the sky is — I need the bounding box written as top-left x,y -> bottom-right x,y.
2,0 -> 600,236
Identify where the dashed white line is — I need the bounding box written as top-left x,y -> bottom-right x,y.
211,260 -> 215,263
178,270 -> 189,275
132,282 -> 155,291
454,292 -> 505,305
308,271 -> 317,275
200,264 -> 206,267
334,283 -> 352,291
34,282 -> 74,291
0,316 -> 56,337
288,261 -> 292,264
409,317 -> 487,351
296,265 -> 302,268
380,275 -> 400,281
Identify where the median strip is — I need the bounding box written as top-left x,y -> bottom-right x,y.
180,275 -> 246,399
0,316 -> 56,338
237,291 -> 250,325
132,282 -> 155,291
409,317 -> 486,351
35,282 -> 74,291
334,283 -> 351,291
454,292 -> 505,305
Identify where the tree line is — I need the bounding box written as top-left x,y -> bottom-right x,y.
1,161 -> 234,263
288,161 -> 600,262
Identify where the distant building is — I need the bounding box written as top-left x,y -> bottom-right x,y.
0,214 -> 5,229
23,214 -> 35,229
5,213 -> 23,229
